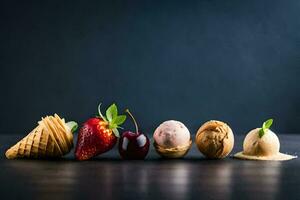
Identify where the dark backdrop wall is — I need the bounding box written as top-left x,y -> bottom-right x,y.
1,0 -> 300,135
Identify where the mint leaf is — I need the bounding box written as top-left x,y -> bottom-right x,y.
259,119 -> 273,138
106,103 -> 118,122
264,119 -> 273,129
66,121 -> 78,133
259,128 -> 264,138
113,115 -> 126,125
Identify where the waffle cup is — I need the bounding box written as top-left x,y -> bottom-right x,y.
153,140 -> 192,158
5,114 -> 74,159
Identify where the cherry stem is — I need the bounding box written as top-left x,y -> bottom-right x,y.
126,109 -> 139,135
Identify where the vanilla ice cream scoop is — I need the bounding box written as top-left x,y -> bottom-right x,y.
234,119 -> 296,161
195,120 -> 234,159
153,120 -> 191,158
243,128 -> 280,156
153,120 -> 190,148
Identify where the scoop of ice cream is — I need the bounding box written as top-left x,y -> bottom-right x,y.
153,120 -> 190,148
243,128 -> 280,156
195,120 -> 234,158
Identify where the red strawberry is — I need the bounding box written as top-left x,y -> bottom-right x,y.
75,103 -> 126,160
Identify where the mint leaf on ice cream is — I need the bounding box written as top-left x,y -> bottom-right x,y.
259,119 -> 273,138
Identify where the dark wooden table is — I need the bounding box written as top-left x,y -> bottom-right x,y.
0,134 -> 299,200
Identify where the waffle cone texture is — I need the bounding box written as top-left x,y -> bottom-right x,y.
5,114 -> 74,159
154,140 -> 192,158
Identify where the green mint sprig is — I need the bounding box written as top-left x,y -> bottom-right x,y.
98,103 -> 127,137
66,121 -> 78,133
258,119 -> 273,138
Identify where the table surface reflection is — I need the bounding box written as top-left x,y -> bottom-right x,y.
0,134 -> 299,200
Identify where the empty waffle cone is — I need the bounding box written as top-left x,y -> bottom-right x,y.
5,114 -> 77,159
154,140 -> 192,158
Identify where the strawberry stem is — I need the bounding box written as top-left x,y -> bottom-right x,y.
98,103 -> 107,122
126,109 -> 139,135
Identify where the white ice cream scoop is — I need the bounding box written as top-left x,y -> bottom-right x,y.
153,120 -> 191,148
153,120 -> 191,158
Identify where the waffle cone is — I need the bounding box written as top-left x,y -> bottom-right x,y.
154,140 -> 192,158
5,114 -> 74,159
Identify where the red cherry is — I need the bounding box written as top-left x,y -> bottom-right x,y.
118,131 -> 150,159
118,109 -> 149,159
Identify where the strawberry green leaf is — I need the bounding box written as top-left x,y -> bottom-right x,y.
117,126 -> 124,129
113,115 -> 127,125
106,103 -> 118,122
98,102 -> 127,136
109,123 -> 118,129
259,119 -> 273,138
112,128 -> 120,137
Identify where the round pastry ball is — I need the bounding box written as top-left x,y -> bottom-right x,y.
234,128 -> 296,160
243,128 -> 279,156
153,120 -> 191,148
195,120 -> 234,159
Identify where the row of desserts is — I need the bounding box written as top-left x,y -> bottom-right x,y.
154,119 -> 295,160
5,103 -> 296,161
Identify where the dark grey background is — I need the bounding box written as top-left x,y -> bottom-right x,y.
1,0 -> 299,135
